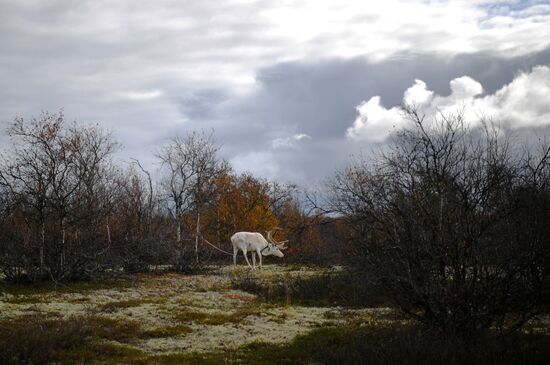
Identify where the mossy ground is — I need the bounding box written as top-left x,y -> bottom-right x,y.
1,265 -> 548,365
0,265 -> 374,364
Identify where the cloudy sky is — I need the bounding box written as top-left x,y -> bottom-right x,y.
1,0 -> 550,184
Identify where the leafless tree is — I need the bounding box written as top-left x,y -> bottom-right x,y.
0,111 -> 116,281
104,164 -> 173,272
328,106 -> 550,333
156,131 -> 226,267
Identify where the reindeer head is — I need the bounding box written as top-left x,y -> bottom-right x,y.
264,229 -> 288,258
262,243 -> 284,257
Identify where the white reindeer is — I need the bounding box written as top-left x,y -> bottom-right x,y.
231,230 -> 288,269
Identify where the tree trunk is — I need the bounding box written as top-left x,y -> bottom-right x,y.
216,207 -> 221,246
40,220 -> 45,275
195,212 -> 200,264
176,212 -> 184,268
60,216 -> 65,276
106,216 -> 112,245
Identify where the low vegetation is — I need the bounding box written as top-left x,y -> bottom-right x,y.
97,297 -> 165,312
141,324 -> 193,339
0,276 -> 134,296
0,266 -> 352,363
216,324 -> 550,365
230,269 -> 388,307
0,314 -> 145,365
1,266 -> 547,364
3,314 -> 547,365
170,306 -> 260,326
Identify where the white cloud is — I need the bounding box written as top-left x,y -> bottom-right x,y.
262,0 -> 550,61
115,89 -> 163,101
2,1 -> 549,129
2,0 -> 549,102
347,97 -> 404,142
293,133 -> 310,141
449,76 -> 484,100
272,133 -> 311,149
403,79 -> 434,106
347,65 -> 550,141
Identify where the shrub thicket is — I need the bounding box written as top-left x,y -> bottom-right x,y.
329,107 -> 550,333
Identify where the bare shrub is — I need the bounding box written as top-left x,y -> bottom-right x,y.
286,324 -> 550,365
0,112 -> 117,282
0,315 -> 91,365
328,106 -> 550,333
0,314 -> 143,365
231,270 -> 388,307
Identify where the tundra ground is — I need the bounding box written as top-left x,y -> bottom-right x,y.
1,265 -> 549,365
0,265 -> 390,364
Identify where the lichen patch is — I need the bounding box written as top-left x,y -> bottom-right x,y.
0,265 -> 367,356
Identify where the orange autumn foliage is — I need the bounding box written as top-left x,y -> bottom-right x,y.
184,173 -> 280,249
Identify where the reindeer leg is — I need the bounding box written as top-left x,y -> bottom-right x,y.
251,252 -> 256,269
242,249 -> 253,269
233,247 -> 238,266
257,249 -> 263,269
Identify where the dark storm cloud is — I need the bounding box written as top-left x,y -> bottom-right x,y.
1,0 -> 550,184
178,50 -> 550,183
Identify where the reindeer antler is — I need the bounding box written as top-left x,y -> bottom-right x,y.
277,240 -> 288,250
266,230 -> 276,244
266,229 -> 289,250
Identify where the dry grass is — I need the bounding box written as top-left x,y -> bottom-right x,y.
0,265 -> 349,360
2,295 -> 47,304
97,297 -> 165,312
141,324 -> 194,338
2,265 -> 546,364
170,305 -> 260,326
0,314 -> 145,364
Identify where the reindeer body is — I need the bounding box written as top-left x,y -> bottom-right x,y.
231,231 -> 285,269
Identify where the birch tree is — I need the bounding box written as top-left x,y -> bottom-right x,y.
157,131 -> 225,266
0,111 -> 116,281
